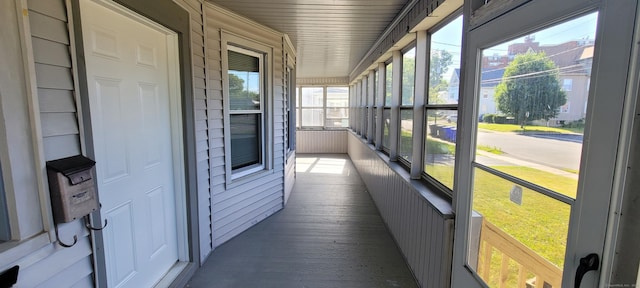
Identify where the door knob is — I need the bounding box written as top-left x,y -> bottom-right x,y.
575,253 -> 599,288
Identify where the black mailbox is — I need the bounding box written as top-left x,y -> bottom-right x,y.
46,155 -> 98,223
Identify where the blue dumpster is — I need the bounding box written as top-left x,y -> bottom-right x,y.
442,126 -> 451,141
447,127 -> 457,142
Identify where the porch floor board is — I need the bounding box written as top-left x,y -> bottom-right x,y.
186,154 -> 418,288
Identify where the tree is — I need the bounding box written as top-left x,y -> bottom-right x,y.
428,50 -> 453,104
228,73 -> 260,109
402,55 -> 415,105
228,73 -> 245,96
494,51 -> 566,126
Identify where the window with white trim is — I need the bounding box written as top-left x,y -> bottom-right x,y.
297,86 -> 349,129
224,40 -> 271,180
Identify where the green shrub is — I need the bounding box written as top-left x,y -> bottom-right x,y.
483,114 -> 495,123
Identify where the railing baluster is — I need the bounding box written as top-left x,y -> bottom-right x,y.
517,265 -> 527,287
499,253 -> 510,288
476,219 -> 562,288
482,242 -> 493,281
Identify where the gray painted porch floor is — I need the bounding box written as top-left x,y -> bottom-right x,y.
186,154 -> 418,288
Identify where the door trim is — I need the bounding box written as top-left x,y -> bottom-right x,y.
70,0 -> 199,286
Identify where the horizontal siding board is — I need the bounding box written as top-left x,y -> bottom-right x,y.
34,63 -> 73,90
194,88 -> 206,100
19,236 -> 92,287
39,256 -> 93,288
42,133 -> 80,161
28,11 -> 69,44
194,66 -> 206,78
38,88 -> 76,113
31,37 -> 71,67
40,113 -> 79,137
27,0 -> 67,21
214,197 -> 283,244
70,275 -> 93,288
213,184 -> 282,225
284,152 -> 295,205
213,173 -> 281,202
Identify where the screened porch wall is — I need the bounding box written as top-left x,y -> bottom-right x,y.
348,132 -> 455,288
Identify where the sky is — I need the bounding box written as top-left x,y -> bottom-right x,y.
429,12 -> 599,81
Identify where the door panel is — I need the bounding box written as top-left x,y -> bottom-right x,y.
80,1 -> 179,287
452,0 -> 638,287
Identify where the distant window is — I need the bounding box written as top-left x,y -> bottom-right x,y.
300,87 -> 324,127
297,86 -> 349,128
327,87 -> 350,128
382,61 -> 393,152
563,78 -> 573,91
399,47 -> 416,163
371,70 -> 378,144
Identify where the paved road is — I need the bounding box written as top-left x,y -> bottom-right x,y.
476,130 -> 583,171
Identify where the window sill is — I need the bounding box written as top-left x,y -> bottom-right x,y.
349,130 -> 454,217
0,233 -> 51,267
296,127 -> 349,131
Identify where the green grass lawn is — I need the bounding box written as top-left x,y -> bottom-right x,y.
473,167 -> 573,268
424,164 -> 577,274
478,123 -> 583,134
477,145 -> 503,155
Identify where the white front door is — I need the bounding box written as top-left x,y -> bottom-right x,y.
80,1 -> 182,287
452,0 -> 637,287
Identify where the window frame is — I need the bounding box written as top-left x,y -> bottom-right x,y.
369,69 -> 378,145
222,33 -> 273,184
297,85 -> 350,130
420,12 -> 464,195
381,58 -> 394,154
360,76 -> 368,138
299,86 -> 325,128
398,44 -> 417,168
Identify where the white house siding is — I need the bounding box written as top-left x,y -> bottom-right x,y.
347,132 -> 454,288
284,152 -> 295,205
1,0 -> 208,286
283,37 -> 296,206
204,3 -> 286,249
2,0 -> 94,287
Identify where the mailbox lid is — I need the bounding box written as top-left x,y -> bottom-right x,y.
47,155 -> 96,175
47,155 -> 96,185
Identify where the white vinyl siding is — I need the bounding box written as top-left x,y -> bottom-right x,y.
205,3 -> 286,249
0,0 -> 90,287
